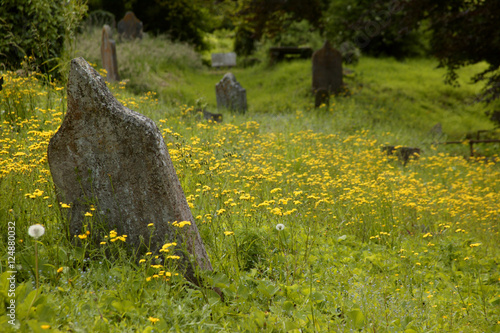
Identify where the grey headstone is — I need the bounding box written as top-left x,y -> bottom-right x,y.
101,25 -> 120,82
215,73 -> 247,113
117,11 -> 143,40
211,52 -> 237,67
312,41 -> 343,94
47,57 -> 212,283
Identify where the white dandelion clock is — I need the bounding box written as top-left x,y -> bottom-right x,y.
28,224 -> 45,289
276,224 -> 285,231
28,224 -> 45,239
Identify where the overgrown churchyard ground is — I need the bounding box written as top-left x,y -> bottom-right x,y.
1,36 -> 500,331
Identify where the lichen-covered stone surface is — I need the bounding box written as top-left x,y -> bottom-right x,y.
312,41 -> 343,94
47,57 -> 212,281
215,72 -> 247,113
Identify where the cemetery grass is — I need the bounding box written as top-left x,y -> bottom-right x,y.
1,48 -> 500,331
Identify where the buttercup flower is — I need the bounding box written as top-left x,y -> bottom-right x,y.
276,224 -> 285,231
28,224 -> 45,239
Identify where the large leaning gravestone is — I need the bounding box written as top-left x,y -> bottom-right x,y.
47,57 -> 212,283
312,41 -> 343,94
101,25 -> 120,82
215,73 -> 247,113
117,11 -> 143,40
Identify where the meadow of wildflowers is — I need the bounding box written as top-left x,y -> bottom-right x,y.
0,54 -> 499,332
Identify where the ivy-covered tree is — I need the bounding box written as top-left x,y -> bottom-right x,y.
0,0 -> 87,75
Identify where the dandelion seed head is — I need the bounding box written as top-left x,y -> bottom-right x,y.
28,224 -> 45,239
276,224 -> 285,231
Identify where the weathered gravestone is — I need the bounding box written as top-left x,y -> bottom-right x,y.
215,73 -> 247,113
312,41 -> 343,94
101,25 -> 120,82
47,57 -> 212,283
211,52 -> 237,68
117,11 -> 143,40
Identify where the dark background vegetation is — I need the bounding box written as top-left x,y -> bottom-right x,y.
0,0 -> 499,123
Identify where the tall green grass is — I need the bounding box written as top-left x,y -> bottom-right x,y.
0,30 -> 499,332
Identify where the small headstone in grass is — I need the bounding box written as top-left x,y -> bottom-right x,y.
101,25 -> 120,82
202,109 -> 223,123
211,52 -> 237,68
315,88 -> 330,108
429,123 -> 443,141
117,11 -> 143,40
47,57 -> 213,284
215,72 -> 247,113
382,145 -> 422,166
312,41 -> 343,95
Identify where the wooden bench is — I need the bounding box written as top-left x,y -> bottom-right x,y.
269,47 -> 313,64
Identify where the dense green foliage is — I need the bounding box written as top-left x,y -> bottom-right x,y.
0,0 -> 87,75
127,0 -> 211,49
400,0 -> 500,117
87,0 -> 213,50
323,0 -> 429,60
325,0 -> 500,113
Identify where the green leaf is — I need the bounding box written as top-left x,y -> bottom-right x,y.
311,291 -> 325,303
347,308 -> 365,329
111,300 -> 135,316
283,300 -> 295,312
284,320 -> 300,331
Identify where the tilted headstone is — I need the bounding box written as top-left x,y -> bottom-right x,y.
312,41 -> 343,94
211,52 -> 237,68
47,57 -> 212,283
117,11 -> 143,40
101,25 -> 120,82
215,73 -> 247,113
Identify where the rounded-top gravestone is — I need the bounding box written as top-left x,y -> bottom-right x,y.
312,41 -> 343,94
117,11 -> 143,40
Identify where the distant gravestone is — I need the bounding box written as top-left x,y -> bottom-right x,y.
47,57 -> 212,283
215,73 -> 247,113
101,25 -> 120,82
312,41 -> 343,94
211,52 -> 237,68
117,11 -> 143,40
202,109 -> 223,123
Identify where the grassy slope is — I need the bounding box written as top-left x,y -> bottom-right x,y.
75,27 -> 497,143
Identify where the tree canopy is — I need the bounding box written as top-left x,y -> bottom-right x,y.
401,0 -> 500,104
322,0 -> 500,109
